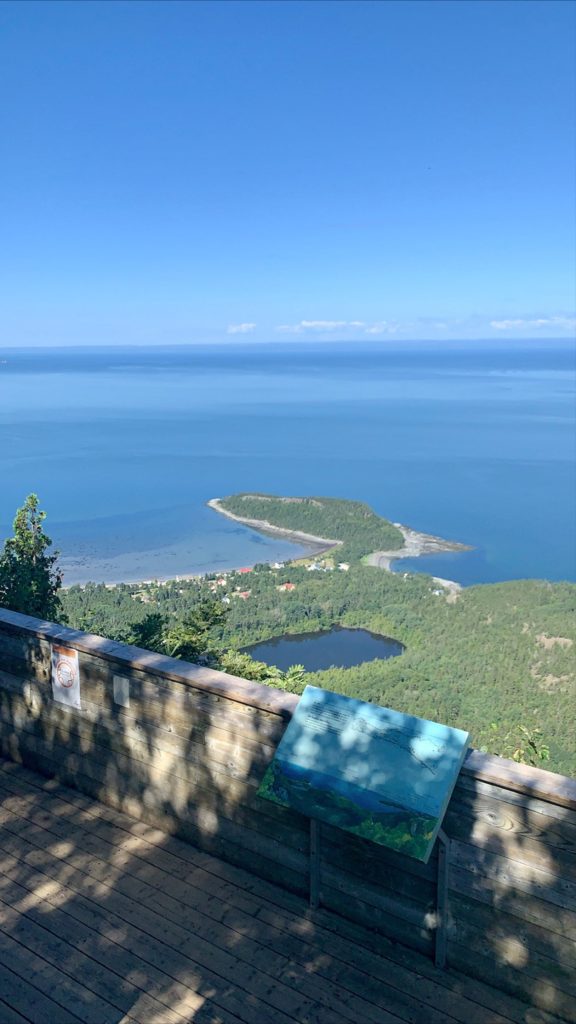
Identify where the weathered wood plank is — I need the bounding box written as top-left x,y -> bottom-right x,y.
0,855 -> 275,1024
449,913 -> 576,1009
0,992 -> 36,1024
0,880 -> 192,1024
320,882 -> 433,957
0,632 -> 51,672
3,605 -> 576,1020
0,770 -> 475,1024
0,726 -> 308,860
0,733 -> 312,859
0,785 -> 434,950
1,757 -> 561,1024
0,863 -> 254,1024
449,940 -> 576,1024
0,611 -> 300,718
1,846 -> 439,1024
450,891 -> 576,972
454,773 -> 576,834
320,822 -> 438,884
450,837 -> 576,913
0,846 -> 417,1024
0,638 -> 50,675
0,664 -> 288,751
462,750 -> 576,812
0,747 -> 310,904
0,714 -> 436,925
0,764 -> 434,917
0,909 -> 122,1024
0,686 -> 436,883
1,741 -> 569,1019
450,864 -> 576,942
0,775 -> 513,1024
0,959 -> 82,1024
7,696 -> 569,958
0,710 -> 285,829
444,800 -> 576,882
0,730 -> 432,894
0,691 -> 277,790
0,828 -> 353,1024
0,688 -> 434,888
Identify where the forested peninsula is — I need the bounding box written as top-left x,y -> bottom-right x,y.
62,494 -> 576,776
211,493 -> 471,581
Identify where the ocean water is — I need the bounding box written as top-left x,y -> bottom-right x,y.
1,341 -> 575,586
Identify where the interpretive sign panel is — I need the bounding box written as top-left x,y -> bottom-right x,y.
259,685 -> 469,862
51,645 -> 81,710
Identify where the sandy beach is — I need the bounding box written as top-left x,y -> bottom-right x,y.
207,498 -> 343,555
65,500 -> 470,592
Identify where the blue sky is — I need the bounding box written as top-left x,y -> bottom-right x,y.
1,0 -> 575,345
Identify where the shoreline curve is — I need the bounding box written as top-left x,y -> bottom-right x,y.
207,498 -> 343,556
209,498 -> 470,593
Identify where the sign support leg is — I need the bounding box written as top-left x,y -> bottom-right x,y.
435,828 -> 450,969
309,819 -> 320,910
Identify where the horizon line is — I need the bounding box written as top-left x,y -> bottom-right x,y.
2,336 -> 575,351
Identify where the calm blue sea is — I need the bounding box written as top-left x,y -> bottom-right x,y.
1,341 -> 574,586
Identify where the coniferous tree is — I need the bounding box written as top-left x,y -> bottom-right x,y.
0,494 -> 65,621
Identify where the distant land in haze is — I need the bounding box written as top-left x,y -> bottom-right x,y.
1,340 -> 575,585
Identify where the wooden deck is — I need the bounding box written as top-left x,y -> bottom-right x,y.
0,760 -> 563,1024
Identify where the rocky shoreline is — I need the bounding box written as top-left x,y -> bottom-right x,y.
365,523 -> 471,592
209,498 -> 471,593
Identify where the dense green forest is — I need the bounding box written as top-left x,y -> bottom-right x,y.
217,494 -> 405,560
62,559 -> 576,776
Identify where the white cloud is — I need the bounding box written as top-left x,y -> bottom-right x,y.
490,319 -> 532,330
276,318 -> 410,336
227,322 -> 257,334
276,320 -> 356,334
364,321 -> 406,335
271,313 -> 576,340
490,316 -> 576,332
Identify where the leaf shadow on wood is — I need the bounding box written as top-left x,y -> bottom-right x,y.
0,610 -> 574,1023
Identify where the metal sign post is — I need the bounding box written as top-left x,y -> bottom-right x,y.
309,819 -> 321,909
435,829 -> 450,969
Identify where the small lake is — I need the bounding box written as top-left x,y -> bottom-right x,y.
243,626 -> 404,673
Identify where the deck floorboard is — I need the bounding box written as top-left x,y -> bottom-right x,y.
0,758 -> 562,1024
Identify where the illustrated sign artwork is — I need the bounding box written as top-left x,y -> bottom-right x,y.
51,645 -> 81,710
258,685 -> 469,862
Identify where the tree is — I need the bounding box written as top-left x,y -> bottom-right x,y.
130,600 -> 229,664
0,494 -> 65,621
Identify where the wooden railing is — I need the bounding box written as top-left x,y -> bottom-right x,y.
0,607 -> 574,1020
